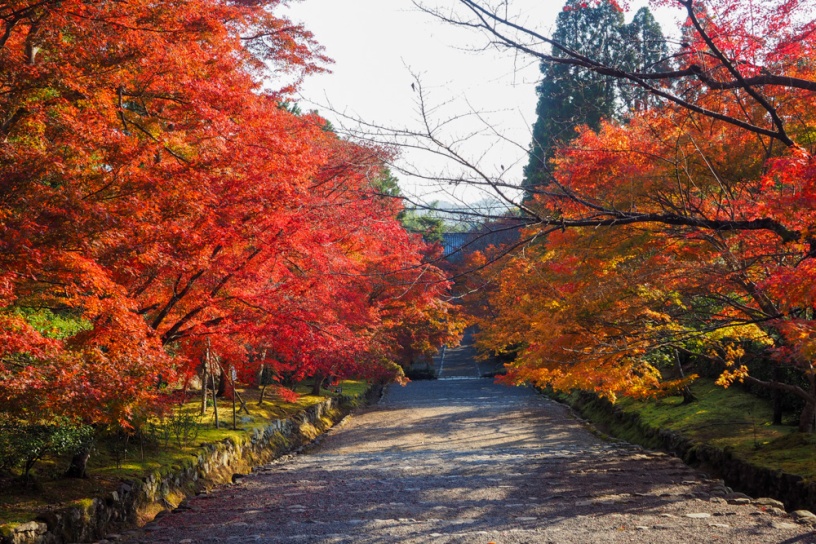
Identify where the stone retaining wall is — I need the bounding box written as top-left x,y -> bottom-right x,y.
563,391 -> 816,512
2,391 -> 372,544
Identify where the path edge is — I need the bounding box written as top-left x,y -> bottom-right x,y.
1,385 -> 383,544
546,389 -> 816,515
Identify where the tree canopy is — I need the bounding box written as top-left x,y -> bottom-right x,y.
0,0 -> 461,431
416,0 -> 816,432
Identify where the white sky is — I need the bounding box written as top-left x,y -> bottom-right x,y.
282,0 -> 683,206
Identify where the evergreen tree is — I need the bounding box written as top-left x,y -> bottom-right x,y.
523,1 -> 668,193
618,8 -> 671,112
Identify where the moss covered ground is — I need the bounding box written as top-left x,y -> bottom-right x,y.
0,380 -> 367,529
559,378 -> 816,482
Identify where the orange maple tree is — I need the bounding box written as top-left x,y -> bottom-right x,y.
454,0 -> 816,431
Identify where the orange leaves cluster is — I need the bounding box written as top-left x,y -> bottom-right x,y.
471,0 -> 816,402
474,225 -> 679,400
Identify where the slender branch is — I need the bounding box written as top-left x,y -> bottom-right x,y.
553,213 -> 798,243
419,0 -> 808,145
743,375 -> 813,403
679,0 -> 793,146
150,270 -> 205,330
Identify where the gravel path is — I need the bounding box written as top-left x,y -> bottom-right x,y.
119,340 -> 816,543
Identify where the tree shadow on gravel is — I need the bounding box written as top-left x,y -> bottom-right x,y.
124,379 -> 816,544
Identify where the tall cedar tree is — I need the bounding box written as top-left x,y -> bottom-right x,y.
523,1 -> 668,192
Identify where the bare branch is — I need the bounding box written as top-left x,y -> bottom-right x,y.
415,0 -> 813,146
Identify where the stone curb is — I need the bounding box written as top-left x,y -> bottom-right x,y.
1,387 -> 380,544
551,390 -> 816,515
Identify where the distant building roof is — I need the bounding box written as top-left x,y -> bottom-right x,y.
441,224 -> 524,262
441,232 -> 476,261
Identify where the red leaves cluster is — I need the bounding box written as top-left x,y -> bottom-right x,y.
0,1 -> 456,427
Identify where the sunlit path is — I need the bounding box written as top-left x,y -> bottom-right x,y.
436,327 -> 504,380
121,340 -> 815,544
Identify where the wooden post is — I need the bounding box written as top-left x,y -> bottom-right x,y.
207,341 -> 219,429
231,365 -> 237,430
200,362 -> 208,416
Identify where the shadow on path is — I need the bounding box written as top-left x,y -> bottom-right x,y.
120,336 -> 816,544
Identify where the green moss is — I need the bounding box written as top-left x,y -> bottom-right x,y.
616,380 -> 794,451
561,379 -> 816,480
336,380 -> 368,398
72,498 -> 95,523
0,492 -> 37,521
162,489 -> 185,509
73,498 -> 94,509
741,432 -> 816,481
270,431 -> 288,448
0,381 -> 372,528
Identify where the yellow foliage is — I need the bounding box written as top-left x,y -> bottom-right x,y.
716,365 -> 750,388
707,324 -> 773,346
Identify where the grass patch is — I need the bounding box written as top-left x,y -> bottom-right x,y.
573,378 -> 816,480
335,380 -> 368,398
619,380 -> 787,448
0,475 -> 117,527
0,380 -> 367,528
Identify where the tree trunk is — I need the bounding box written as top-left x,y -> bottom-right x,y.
217,371 -> 227,398
226,364 -> 237,430
64,446 -> 91,478
674,349 -> 696,404
200,364 -> 209,416
23,457 -> 39,481
742,374 -> 815,433
772,365 -> 784,425
802,372 -> 816,433
311,374 -> 325,396
234,388 -> 251,414
799,400 -> 816,433
180,376 -> 189,406
211,361 -> 219,429
257,362 -> 272,406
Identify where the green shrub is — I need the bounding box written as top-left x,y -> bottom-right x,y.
0,419 -> 94,480
167,413 -> 201,448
